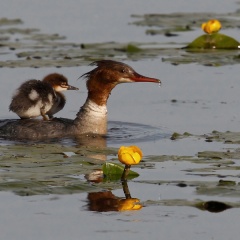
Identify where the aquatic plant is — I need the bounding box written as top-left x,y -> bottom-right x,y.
186,19 -> 240,49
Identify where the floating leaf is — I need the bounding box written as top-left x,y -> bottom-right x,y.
218,180 -> 236,186
185,33 -> 240,49
0,18 -> 23,26
131,12 -> 240,35
170,132 -> 192,140
204,131 -> 240,144
0,143 -> 119,195
126,44 -> 142,53
102,162 -> 139,181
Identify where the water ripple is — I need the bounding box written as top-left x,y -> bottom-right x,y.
107,121 -> 170,144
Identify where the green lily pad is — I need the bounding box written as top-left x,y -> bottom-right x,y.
144,198 -> 239,211
0,18 -> 23,26
102,162 -> 139,181
170,132 -> 192,140
0,143 -> 121,195
1,16 -> 240,67
218,180 -> 236,186
204,131 -> 240,144
131,12 -> 240,35
185,33 -> 240,49
126,44 -> 142,53
166,130 -> 240,145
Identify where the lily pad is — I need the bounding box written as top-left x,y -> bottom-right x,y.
163,48 -> 240,66
197,150 -> 238,159
144,198 -> 239,211
102,162 -> 139,181
130,12 -> 240,66
131,11 -> 240,35
166,130 -> 240,145
1,17 -> 240,67
0,18 -> 23,26
0,143 -> 122,195
204,131 -> 240,144
185,33 -> 240,49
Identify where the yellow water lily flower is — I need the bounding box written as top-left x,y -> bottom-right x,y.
118,198 -> 142,211
118,145 -> 143,165
201,19 -> 221,34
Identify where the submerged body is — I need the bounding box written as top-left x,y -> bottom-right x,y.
9,73 -> 78,120
1,60 -> 160,140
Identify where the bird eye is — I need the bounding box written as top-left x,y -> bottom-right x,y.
121,69 -> 125,73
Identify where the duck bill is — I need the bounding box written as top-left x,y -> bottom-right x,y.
67,85 -> 79,90
131,73 -> 161,84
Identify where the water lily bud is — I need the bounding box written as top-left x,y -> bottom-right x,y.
201,19 -> 221,34
118,198 -> 142,211
118,145 -> 143,165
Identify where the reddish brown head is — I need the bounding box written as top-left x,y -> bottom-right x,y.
81,60 -> 160,105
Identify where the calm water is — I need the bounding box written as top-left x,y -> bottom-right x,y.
0,1 -> 240,240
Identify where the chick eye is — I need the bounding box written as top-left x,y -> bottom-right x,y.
121,69 -> 126,73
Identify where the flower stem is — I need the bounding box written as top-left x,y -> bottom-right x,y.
121,180 -> 131,199
121,165 -> 131,198
121,164 -> 131,181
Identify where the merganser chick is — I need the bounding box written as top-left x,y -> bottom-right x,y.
0,60 -> 160,140
9,73 -> 79,120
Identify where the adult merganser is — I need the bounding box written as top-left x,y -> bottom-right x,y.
0,60 -> 160,140
9,73 -> 78,120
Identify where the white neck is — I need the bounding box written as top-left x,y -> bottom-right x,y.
74,99 -> 108,134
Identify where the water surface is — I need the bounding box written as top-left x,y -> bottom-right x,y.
0,1 -> 240,240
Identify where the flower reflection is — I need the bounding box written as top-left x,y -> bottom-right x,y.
87,179 -> 142,212
87,191 -> 142,212
118,198 -> 142,211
